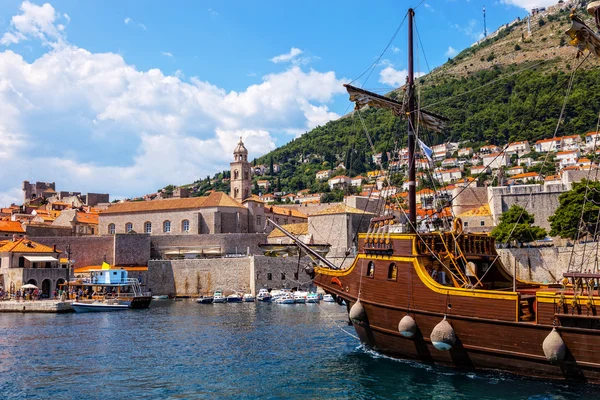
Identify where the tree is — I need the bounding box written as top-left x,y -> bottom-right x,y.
490,205 -> 546,244
269,156 -> 274,175
550,180 -> 600,240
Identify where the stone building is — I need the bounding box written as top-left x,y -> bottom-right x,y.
0,221 -> 25,238
52,209 -> 99,236
0,237 -> 66,297
230,137 -> 252,203
99,191 -> 249,235
22,181 -> 55,201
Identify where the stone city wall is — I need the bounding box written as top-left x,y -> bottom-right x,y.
147,255 -> 315,296
32,235 -> 114,268
149,233 -> 267,258
497,243 -> 600,283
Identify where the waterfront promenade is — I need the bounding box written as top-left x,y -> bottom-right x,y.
0,299 -> 72,313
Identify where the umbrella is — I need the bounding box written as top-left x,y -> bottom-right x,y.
21,284 -> 38,289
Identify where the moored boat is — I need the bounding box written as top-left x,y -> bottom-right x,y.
256,288 -> 272,302
226,293 -> 243,303
306,293 -> 320,304
274,293 -> 295,304
243,293 -> 255,302
323,294 -> 335,303
65,263 -> 152,312
196,295 -> 214,304
152,295 -> 169,300
293,291 -> 307,304
213,290 -> 226,303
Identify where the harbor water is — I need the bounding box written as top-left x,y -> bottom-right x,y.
0,300 -> 596,399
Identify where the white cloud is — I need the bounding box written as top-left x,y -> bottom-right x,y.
445,46 -> 457,57
270,47 -> 303,63
208,8 -> 218,17
0,2 -> 347,203
391,46 -> 400,54
379,66 -> 424,87
500,0 -> 556,10
124,16 -> 147,31
1,1 -> 62,46
162,51 -> 173,57
63,13 -> 70,23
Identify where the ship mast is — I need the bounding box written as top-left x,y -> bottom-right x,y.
407,8 -> 416,232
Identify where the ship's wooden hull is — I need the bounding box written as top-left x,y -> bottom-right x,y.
313,233 -> 600,383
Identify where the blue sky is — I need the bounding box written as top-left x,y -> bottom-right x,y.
0,0 -> 550,204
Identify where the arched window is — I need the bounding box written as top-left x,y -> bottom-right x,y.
388,263 -> 397,281
367,261 -> 375,278
182,220 -> 190,232
144,222 -> 152,234
234,187 -> 239,197
234,169 -> 239,179
125,223 -> 133,233
108,223 -> 115,235
163,220 -> 171,233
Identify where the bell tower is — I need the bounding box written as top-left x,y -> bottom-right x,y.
230,137 -> 251,203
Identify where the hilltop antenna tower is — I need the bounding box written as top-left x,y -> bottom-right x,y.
483,5 -> 487,37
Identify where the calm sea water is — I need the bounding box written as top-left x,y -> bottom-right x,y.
0,300 -> 596,399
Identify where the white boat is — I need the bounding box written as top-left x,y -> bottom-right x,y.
256,288 -> 272,302
242,293 -> 255,302
306,293 -> 320,304
323,294 -> 335,302
270,288 -> 292,302
213,290 -> 226,303
275,293 -> 295,304
152,295 -> 169,300
226,293 -> 243,303
72,300 -> 129,312
67,265 -> 152,312
294,291 -> 307,304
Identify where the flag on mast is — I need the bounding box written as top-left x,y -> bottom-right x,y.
418,138 -> 433,163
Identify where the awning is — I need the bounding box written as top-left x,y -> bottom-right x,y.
24,256 -> 59,262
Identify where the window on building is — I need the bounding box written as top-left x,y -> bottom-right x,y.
144,222 -> 152,234
164,220 -> 171,233
267,273 -> 272,281
108,223 -> 115,235
480,220 -> 485,226
281,273 -> 285,280
294,272 -> 299,280
367,261 -> 374,278
388,263 -> 397,281
464,221 -> 469,227
126,223 -> 133,233
256,215 -> 262,227
182,220 -> 190,232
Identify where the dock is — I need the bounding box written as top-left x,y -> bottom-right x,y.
0,300 -> 74,313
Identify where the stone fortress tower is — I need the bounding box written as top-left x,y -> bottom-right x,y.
230,137 -> 252,203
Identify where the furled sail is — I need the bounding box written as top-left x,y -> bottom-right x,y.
344,84 -> 447,133
565,5 -> 600,58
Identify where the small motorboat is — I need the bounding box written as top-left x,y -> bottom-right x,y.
152,295 -> 169,300
196,295 -> 214,304
226,293 -> 243,303
242,293 -> 255,302
72,300 -> 129,312
294,292 -> 307,304
274,293 -> 295,305
213,290 -> 226,303
306,293 -> 320,304
323,294 -> 335,302
256,288 -> 272,302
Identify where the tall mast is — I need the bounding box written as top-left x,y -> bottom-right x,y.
407,8 -> 416,232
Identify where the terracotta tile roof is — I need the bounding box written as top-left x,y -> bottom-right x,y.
267,222 -> 309,238
311,204 -> 373,216
268,206 -> 307,219
416,188 -> 435,195
0,221 -> 25,234
557,150 -> 577,156
102,191 -> 241,214
0,239 -> 58,253
535,138 -> 560,144
512,172 -> 540,179
76,212 -> 99,225
545,175 -> 561,181
562,134 -> 580,140
243,195 -> 265,204
586,131 -> 599,136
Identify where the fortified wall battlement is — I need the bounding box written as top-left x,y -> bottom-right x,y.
150,233 -> 267,259
147,255 -> 314,296
488,185 -> 564,231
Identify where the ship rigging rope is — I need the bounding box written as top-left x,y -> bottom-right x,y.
314,300 -> 360,340
349,12 -> 408,87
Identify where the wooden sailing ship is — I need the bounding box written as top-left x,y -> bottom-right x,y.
268,7 -> 600,383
